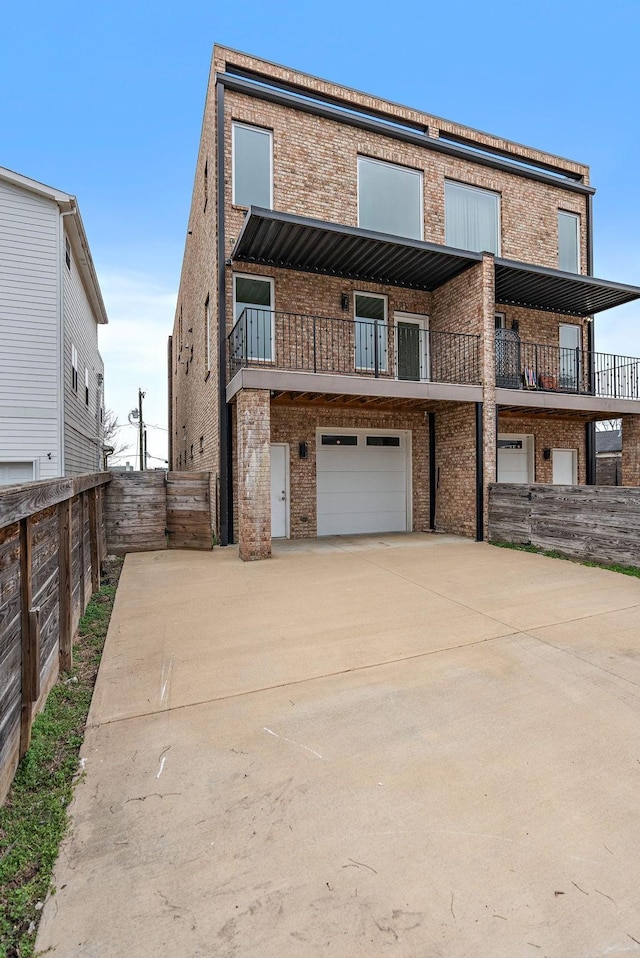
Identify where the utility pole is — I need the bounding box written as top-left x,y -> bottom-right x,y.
138,389 -> 145,471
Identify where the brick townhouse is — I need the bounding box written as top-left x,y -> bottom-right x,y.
169,45 -> 640,560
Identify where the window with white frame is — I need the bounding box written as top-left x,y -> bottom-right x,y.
354,292 -> 387,372
232,123 -> 273,209
558,211 -> 580,273
71,345 -> 78,392
84,367 -> 89,406
233,275 -> 274,361
445,181 -> 501,254
357,157 -> 423,240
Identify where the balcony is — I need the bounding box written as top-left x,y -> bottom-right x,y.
229,308 -> 481,386
496,334 -> 640,401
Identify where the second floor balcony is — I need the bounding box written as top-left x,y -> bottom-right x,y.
229,308 -> 481,385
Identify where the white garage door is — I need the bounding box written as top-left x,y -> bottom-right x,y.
0,462 -> 34,486
316,430 -> 409,536
497,435 -> 532,483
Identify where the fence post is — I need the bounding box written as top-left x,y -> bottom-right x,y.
58,499 -> 73,671
79,493 -> 86,614
19,517 -> 40,757
88,487 -> 100,593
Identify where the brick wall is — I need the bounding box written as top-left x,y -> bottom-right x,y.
432,402 -> 477,538
622,415 -> 640,486
268,403 -> 430,538
498,416 -> 587,484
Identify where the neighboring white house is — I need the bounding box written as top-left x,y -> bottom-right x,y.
0,166 -> 108,485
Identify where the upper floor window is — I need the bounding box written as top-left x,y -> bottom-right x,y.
85,368 -> 90,406
445,181 -> 500,255
354,292 -> 387,372
71,344 -> 78,392
233,274 -> 274,361
558,211 -> 580,273
357,157 -> 423,240
232,123 -> 273,209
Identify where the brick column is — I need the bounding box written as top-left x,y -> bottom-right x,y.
621,415 -> 640,487
481,253 -> 496,538
236,388 -> 271,560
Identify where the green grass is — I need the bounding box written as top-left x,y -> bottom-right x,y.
491,540 -> 640,577
0,559 -> 122,958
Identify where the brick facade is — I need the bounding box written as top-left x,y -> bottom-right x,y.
622,415 -> 640,486
169,46 -> 640,560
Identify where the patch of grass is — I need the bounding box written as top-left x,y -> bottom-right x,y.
0,558 -> 123,958
491,540 -> 640,577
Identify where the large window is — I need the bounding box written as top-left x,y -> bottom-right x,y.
233,274 -> 274,361
355,292 -> 387,371
358,157 -> 422,240
445,181 -> 500,254
232,123 -> 273,208
558,211 -> 580,273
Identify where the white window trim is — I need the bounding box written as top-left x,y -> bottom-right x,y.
354,291 -> 388,372
0,458 -> 39,482
357,155 -> 424,240
444,179 -> 502,256
558,210 -> 581,273
495,312 -> 506,329
71,344 -> 78,393
232,272 -> 275,362
232,121 -> 274,209
394,311 -> 430,381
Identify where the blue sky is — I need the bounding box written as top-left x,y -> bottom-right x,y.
2,0 -> 639,462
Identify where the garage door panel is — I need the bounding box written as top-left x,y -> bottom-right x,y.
317,471 -> 407,494
316,431 -> 409,536
317,490 -> 407,515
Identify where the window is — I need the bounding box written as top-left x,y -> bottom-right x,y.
65,236 -> 71,270
366,436 -> 400,447
205,295 -> 211,373
558,211 -> 580,273
354,292 -> 387,371
71,345 -> 78,392
495,313 -> 506,330
233,274 -> 274,361
445,181 -> 500,254
232,123 -> 273,208
321,435 -> 358,446
357,157 -> 422,239
84,367 -> 89,406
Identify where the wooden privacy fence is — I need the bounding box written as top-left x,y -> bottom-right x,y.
105,471 -> 212,554
488,483 -> 640,568
0,473 -> 109,803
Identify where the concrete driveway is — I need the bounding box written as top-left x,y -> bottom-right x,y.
37,534 -> 640,957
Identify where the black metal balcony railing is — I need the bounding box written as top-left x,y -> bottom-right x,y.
229,308 -> 481,385
496,336 -> 640,400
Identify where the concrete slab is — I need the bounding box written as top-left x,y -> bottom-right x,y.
36,536 -> 640,958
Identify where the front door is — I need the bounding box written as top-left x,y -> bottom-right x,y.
395,313 -> 427,381
559,324 -> 581,391
270,443 -> 288,538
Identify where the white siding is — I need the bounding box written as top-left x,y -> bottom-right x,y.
63,232 -> 104,474
0,180 -> 61,479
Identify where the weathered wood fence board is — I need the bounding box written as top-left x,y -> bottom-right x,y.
0,473 -> 110,805
489,483 -> 640,568
105,472 -> 212,554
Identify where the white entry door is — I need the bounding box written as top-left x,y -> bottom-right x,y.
316,429 -> 410,536
552,448 -> 577,484
270,443 -> 289,538
497,435 -> 533,483
0,461 -> 35,486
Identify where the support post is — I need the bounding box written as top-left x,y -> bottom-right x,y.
428,411 -> 436,531
58,498 -> 73,671
475,402 -> 484,543
480,253 -> 497,539
88,487 -> 100,593
19,517 -> 39,757
585,422 -> 596,485
236,389 -> 271,560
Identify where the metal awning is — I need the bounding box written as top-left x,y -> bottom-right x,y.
232,208 -> 481,290
495,259 -> 640,316
231,208 -> 640,315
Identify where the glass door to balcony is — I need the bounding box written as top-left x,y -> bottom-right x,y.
559,323 -> 581,391
395,313 -> 428,381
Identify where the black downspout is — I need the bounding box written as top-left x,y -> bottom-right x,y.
428,411 -> 436,530
475,402 -> 484,542
586,192 -> 596,484
217,79 -> 232,545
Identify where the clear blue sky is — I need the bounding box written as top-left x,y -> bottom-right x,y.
2,0 -> 639,462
